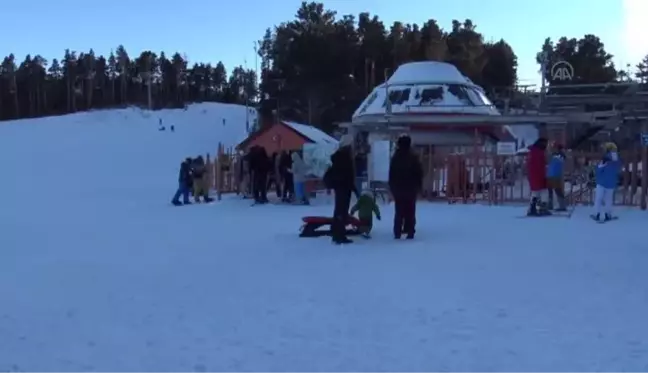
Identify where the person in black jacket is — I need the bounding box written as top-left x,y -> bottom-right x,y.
171,157 -> 193,206
280,151 -> 294,202
388,135 -> 423,239
324,134 -> 359,244
250,146 -> 270,204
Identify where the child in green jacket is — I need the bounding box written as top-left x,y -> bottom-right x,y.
350,190 -> 381,238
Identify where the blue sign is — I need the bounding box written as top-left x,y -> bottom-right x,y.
641,133 -> 648,147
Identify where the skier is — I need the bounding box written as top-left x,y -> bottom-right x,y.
350,189 -> 381,238
547,142 -> 567,211
526,137 -> 550,216
191,156 -> 214,203
388,134 -> 423,239
171,158 -> 193,206
591,142 -> 621,222
324,134 -> 359,244
290,151 -> 310,205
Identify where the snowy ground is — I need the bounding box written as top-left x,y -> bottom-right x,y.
2,108 -> 648,371
3,194 -> 648,371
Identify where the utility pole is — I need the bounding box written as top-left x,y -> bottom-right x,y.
244,58 -> 250,133
251,42 -> 260,133
539,51 -> 548,108
254,41 -> 259,88
384,68 -> 392,120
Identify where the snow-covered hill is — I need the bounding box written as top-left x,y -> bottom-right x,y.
0,103 -> 254,201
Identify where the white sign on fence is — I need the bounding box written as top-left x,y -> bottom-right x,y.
496,141 -> 517,155
370,140 -> 392,182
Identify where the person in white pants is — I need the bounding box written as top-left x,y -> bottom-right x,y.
592,142 -> 621,222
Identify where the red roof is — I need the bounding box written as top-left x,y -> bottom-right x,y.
236,121 -> 315,150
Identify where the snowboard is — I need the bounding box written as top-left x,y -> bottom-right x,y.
590,214 -> 619,224
171,200 -> 215,207
516,212 -> 570,219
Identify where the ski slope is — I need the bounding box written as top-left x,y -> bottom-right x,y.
0,103 -> 253,204
2,106 -> 648,371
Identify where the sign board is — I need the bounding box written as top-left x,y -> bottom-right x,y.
370,140 -> 392,182
496,142 -> 517,155
551,61 -> 574,81
640,133 -> 648,147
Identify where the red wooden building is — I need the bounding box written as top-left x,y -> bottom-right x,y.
236,120 -> 338,154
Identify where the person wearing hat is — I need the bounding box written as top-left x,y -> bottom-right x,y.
592,142 -> 621,222
171,157 -> 194,206
324,133 -> 360,244
388,134 -> 423,239
191,156 -> 214,203
547,142 -> 567,211
350,188 -> 381,238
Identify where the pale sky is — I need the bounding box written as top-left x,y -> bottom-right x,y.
4,0 -> 647,86
622,0 -> 648,65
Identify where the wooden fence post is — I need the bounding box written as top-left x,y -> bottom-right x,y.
630,148 -> 639,206
216,143 -> 223,201
641,122 -> 647,210
621,151 -> 630,205
205,153 -> 212,191
471,129 -> 478,203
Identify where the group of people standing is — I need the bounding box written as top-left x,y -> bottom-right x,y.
169,132 -> 424,244
239,146 -> 310,205
324,133 -> 423,245
526,138 -> 566,216
526,138 -> 621,221
171,156 -> 214,206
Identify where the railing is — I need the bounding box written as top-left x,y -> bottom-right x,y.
205,144 -> 647,209
416,150 -> 646,208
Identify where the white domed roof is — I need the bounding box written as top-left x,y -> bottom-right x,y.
387,61 -> 470,85
353,61 -> 499,119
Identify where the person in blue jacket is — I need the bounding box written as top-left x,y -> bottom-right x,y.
592,142 -> 621,222
547,143 -> 567,211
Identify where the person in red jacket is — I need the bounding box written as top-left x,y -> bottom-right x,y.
526,138 -> 550,216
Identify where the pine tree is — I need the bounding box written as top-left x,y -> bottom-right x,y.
115,45 -> 129,105
107,51 -> 117,105
636,54 -> 648,83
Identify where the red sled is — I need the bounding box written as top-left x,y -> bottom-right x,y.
299,216 -> 362,238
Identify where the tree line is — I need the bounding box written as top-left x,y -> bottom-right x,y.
2,1 -> 647,127
0,47 -> 258,121
257,3 -> 648,131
